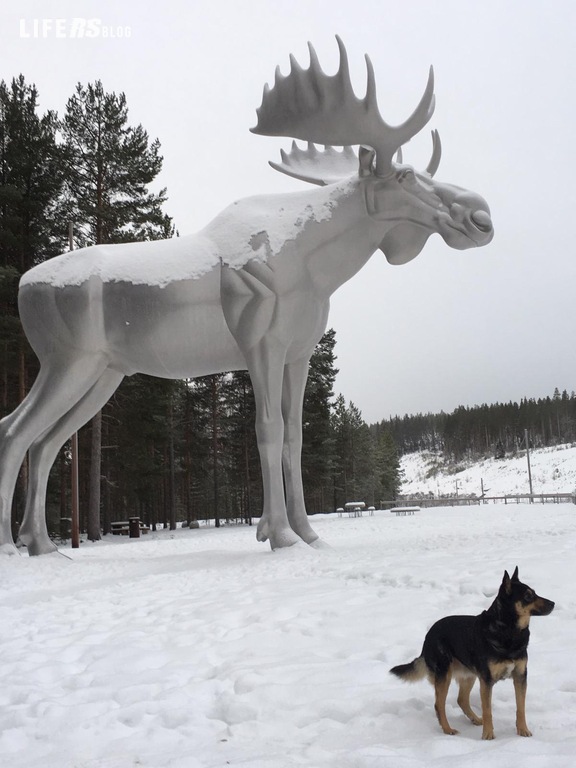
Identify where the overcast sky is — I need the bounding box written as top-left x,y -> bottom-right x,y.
3,0 -> 576,423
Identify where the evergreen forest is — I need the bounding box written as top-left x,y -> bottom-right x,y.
374,387 -> 576,462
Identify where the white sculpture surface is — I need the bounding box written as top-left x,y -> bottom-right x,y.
0,38 -> 493,555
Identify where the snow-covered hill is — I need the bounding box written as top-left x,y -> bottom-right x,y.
400,443 -> 576,498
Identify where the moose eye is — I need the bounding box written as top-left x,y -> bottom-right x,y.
398,168 -> 415,183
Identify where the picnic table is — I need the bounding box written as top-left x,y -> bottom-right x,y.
389,506 -> 419,517
110,518 -> 150,537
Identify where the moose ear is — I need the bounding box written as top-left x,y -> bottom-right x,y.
358,145 -> 376,177
380,223 -> 431,265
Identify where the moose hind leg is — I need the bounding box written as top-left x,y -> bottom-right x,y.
0,355 -> 108,553
19,368 -> 124,555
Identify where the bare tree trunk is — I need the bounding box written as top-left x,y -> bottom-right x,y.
87,410 -> 102,540
212,376 -> 220,528
87,169 -> 104,543
102,429 -> 111,537
14,345 -> 28,537
168,395 -> 176,531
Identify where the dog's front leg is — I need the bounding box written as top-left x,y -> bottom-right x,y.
479,679 -> 495,739
513,659 -> 532,737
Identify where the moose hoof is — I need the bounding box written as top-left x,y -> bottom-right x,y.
0,542 -> 20,556
256,519 -> 270,542
292,526 -> 319,546
25,539 -> 59,556
269,527 -> 302,550
17,529 -> 59,556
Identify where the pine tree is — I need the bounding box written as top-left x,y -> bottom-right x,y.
60,80 -> 172,540
191,374 -> 229,527
103,375 -> 173,528
178,378 -> 211,526
331,394 -> 350,509
0,76 -> 65,529
0,76 -> 64,416
377,429 -> 402,501
226,370 -> 260,523
302,329 -> 338,512
61,80 -> 169,246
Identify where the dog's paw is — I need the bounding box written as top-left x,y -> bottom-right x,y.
482,730 -> 495,740
517,726 -> 532,737
469,714 -> 483,726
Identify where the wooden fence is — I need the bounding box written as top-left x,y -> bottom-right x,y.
380,493 -> 576,509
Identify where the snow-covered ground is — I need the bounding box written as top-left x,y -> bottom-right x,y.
400,443 -> 576,498
1,505 -> 575,767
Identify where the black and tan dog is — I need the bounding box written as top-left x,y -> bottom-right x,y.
390,568 -> 554,740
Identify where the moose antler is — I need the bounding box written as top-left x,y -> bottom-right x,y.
252,36 -> 436,177
271,130 -> 442,186
426,129 -> 442,177
269,142 -> 359,186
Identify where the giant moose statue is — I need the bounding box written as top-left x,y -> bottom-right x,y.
0,38 -> 493,555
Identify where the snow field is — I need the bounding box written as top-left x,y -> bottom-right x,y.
1,505 -> 575,767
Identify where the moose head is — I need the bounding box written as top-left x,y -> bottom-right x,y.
252,36 -> 493,265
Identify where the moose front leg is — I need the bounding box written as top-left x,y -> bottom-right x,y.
281,357 -> 320,545
246,344 -> 301,550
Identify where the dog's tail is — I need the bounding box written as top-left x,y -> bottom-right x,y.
390,656 -> 427,682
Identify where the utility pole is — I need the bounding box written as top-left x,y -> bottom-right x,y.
69,223 -> 80,548
524,428 -> 533,500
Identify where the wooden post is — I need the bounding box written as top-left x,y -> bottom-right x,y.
524,428 -> 533,500
69,223 -> 80,549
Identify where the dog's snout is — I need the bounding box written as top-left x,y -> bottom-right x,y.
535,597 -> 555,616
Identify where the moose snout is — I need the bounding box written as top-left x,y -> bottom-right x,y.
471,209 -> 492,233
452,196 -> 493,245
469,207 -> 494,245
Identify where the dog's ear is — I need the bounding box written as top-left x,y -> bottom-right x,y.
512,566 -> 520,582
501,570 -> 512,595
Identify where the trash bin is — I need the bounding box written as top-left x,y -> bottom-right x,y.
60,517 -> 72,540
128,517 -> 140,538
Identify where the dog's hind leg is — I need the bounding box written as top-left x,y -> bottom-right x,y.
434,671 -> 458,735
512,660 -> 532,737
457,676 -> 482,726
